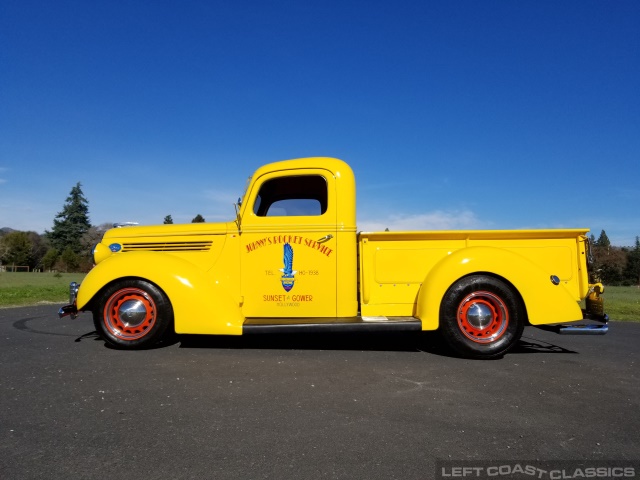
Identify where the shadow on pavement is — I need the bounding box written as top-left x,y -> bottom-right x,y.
177,331 -> 577,357
510,335 -> 577,354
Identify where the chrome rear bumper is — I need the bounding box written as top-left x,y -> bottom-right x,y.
535,310 -> 609,336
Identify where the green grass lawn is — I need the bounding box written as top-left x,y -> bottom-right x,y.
1,272 -> 639,322
0,272 -> 86,307
601,285 -> 640,322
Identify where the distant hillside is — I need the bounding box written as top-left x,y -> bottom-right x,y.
0,227 -> 16,236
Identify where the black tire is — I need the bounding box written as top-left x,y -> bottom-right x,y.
92,279 -> 174,349
439,275 -> 525,359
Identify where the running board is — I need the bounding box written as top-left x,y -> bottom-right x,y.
243,316 -> 422,334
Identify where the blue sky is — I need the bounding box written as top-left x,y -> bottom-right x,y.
1,0 -> 638,245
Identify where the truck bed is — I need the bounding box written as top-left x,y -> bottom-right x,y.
358,228 -> 590,319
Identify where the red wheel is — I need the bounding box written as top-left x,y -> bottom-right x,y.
103,287 -> 157,341
440,275 -> 524,358
93,279 -> 173,349
456,291 -> 509,344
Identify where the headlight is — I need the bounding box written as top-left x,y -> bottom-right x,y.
93,242 -> 113,264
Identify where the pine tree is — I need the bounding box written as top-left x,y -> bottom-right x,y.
163,215 -> 174,224
596,230 -> 610,248
192,214 -> 205,223
46,183 -> 91,254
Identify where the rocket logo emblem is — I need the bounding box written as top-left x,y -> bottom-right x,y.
280,242 -> 297,292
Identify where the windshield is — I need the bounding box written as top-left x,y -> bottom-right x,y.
238,176 -> 252,206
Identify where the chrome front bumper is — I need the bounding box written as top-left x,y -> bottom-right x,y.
58,282 -> 80,319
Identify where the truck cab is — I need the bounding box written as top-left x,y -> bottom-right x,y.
59,157 -> 607,358
238,158 -> 357,318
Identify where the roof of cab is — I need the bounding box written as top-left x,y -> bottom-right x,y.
250,157 -> 354,181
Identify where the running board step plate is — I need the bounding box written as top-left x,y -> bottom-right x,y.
243,317 -> 422,334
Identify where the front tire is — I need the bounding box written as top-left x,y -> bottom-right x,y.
439,275 -> 525,358
93,279 -> 173,349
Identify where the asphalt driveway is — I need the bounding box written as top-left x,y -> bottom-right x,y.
1,305 -> 638,479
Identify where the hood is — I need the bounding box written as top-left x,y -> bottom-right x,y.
102,222 -> 231,241
92,221 -> 235,264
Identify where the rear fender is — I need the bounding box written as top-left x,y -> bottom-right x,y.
77,252 -> 243,335
416,246 -> 582,330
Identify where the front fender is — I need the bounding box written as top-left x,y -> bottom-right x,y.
77,252 -> 243,335
416,246 -> 582,330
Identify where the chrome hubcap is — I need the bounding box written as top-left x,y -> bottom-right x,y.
465,302 -> 494,330
117,300 -> 147,327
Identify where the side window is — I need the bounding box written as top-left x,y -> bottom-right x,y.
253,175 -> 328,217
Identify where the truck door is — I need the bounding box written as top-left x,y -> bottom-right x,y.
240,169 -> 338,317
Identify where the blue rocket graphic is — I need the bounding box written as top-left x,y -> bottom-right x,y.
280,242 -> 297,292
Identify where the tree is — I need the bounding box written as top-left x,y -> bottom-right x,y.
60,247 -> 80,272
624,236 -> 640,286
596,230 -> 610,248
81,223 -> 111,252
192,214 -> 205,223
28,231 -> 48,270
163,215 -> 174,224
47,183 -> 91,254
0,231 -> 33,267
41,248 -> 59,271
591,243 -> 626,285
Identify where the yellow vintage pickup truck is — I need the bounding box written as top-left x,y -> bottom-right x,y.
59,157 -> 607,358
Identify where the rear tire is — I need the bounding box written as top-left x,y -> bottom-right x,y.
93,279 -> 173,349
439,275 -> 524,358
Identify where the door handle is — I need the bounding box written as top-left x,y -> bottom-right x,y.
317,234 -> 333,243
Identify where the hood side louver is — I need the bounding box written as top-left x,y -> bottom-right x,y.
122,241 -> 213,252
